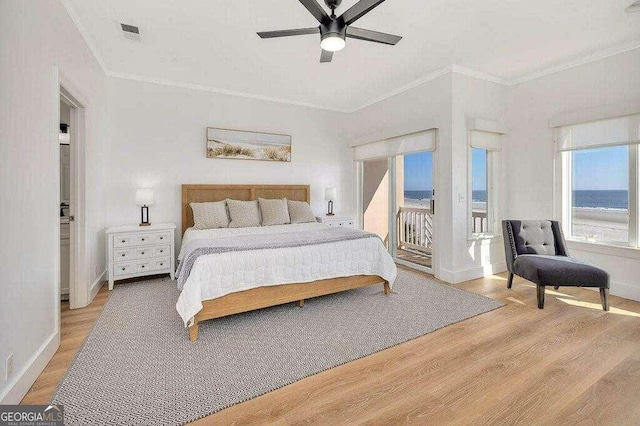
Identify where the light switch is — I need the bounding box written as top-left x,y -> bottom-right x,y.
458,192 -> 466,202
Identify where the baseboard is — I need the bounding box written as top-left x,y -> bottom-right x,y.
610,280 -> 640,302
0,331 -> 60,404
90,270 -> 106,302
439,262 -> 508,284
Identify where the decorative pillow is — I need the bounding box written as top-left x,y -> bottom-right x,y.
226,199 -> 261,228
190,201 -> 229,229
287,200 -> 316,224
259,198 -> 290,226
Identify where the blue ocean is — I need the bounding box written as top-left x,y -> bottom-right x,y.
405,190 -> 628,209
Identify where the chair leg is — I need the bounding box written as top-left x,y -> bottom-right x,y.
537,285 -> 545,309
600,288 -> 610,311
554,286 -> 559,290
507,273 -> 514,289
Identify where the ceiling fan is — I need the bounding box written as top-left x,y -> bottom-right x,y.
257,0 -> 402,63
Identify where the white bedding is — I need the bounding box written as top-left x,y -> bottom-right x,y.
176,223 -> 397,326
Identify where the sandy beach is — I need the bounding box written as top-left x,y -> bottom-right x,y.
403,199 -> 629,242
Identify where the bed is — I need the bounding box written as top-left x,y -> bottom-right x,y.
177,184 -> 397,341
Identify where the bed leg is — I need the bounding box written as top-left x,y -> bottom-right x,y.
189,321 -> 199,342
298,299 -> 305,308
384,281 -> 390,295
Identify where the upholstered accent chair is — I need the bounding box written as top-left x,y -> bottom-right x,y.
502,220 -> 610,311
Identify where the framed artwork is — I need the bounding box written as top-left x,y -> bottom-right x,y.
206,127 -> 292,162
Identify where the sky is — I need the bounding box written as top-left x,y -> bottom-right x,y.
572,146 -> 628,190
403,146 -> 628,193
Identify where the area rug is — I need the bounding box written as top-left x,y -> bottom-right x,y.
52,269 -> 503,425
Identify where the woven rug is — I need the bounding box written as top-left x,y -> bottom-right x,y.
52,269 -> 503,425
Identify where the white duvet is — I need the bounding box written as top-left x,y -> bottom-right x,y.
175,223 -> 397,326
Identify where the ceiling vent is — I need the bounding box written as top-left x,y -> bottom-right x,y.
120,23 -> 141,41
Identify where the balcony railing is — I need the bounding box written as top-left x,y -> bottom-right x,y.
397,207 -> 433,255
472,211 -> 488,234
397,207 -> 489,254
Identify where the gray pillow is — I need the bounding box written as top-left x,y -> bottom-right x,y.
287,200 -> 316,224
259,198 -> 290,226
226,199 -> 261,228
190,201 -> 229,229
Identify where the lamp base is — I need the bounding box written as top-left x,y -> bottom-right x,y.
325,213 -> 335,216
139,222 -> 151,227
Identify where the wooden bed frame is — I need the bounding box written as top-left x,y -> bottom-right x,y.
181,184 -> 389,342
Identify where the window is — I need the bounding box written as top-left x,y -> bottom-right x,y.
557,113 -> 640,248
570,146 -> 629,243
472,148 -> 490,234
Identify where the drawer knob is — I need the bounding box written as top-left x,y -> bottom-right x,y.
121,254 -> 125,257
141,252 -> 145,255
160,263 -> 164,266
141,265 -> 145,268
141,238 -> 145,241
160,250 -> 163,253
121,267 -> 125,271
121,240 -> 125,243
160,237 -> 163,240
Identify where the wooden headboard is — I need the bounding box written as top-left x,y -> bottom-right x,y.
181,184 -> 311,235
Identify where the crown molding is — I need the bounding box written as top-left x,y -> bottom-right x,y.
509,38 -> 640,86
107,71 -> 346,112
61,0 -> 640,112
346,66 -> 452,112
61,0 -> 109,74
450,65 -> 510,86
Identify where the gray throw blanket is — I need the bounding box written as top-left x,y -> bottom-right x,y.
176,227 -> 378,289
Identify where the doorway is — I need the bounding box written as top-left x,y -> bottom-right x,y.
360,151 -> 435,274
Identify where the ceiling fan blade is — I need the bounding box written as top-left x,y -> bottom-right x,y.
257,27 -> 319,38
298,0 -> 330,23
346,27 -> 402,45
320,49 -> 333,63
339,0 -> 386,25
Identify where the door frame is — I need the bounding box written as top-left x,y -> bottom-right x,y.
55,67 -> 89,312
357,152 -> 436,275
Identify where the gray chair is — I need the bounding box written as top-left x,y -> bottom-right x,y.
502,220 -> 610,311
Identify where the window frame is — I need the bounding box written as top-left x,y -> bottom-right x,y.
468,145 -> 501,239
557,144 -> 640,248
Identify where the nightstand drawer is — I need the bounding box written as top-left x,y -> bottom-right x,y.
132,247 -> 154,259
153,245 -> 170,257
154,258 -> 171,270
113,236 -> 132,247
113,263 -> 134,276
154,232 -> 171,244
131,233 -> 153,246
114,248 -> 133,261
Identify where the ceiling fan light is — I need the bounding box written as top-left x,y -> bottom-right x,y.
320,34 -> 345,52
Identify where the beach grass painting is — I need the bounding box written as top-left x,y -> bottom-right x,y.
206,127 -> 291,162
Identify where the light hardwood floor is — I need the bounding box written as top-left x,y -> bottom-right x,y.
22,269 -> 640,425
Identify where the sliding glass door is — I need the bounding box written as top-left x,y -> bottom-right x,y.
394,152 -> 434,271
360,151 -> 434,273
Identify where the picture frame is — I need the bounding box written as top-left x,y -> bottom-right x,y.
206,127 -> 292,162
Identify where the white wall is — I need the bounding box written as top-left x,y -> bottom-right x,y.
504,48 -> 640,300
345,72 -> 507,283
0,1 -> 108,402
104,77 -> 354,249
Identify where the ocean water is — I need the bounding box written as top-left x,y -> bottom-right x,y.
573,190 -> 628,209
405,190 -> 629,209
404,190 -> 487,202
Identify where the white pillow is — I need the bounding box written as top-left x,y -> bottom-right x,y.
259,198 -> 291,226
190,201 -> 229,229
226,199 -> 261,228
287,200 -> 316,224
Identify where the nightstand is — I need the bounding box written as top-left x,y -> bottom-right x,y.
106,223 -> 176,290
316,215 -> 356,228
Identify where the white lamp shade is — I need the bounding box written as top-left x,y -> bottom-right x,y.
135,188 -> 154,206
324,187 -> 337,201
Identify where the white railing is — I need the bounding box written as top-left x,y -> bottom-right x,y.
397,207 -> 433,255
472,211 -> 488,234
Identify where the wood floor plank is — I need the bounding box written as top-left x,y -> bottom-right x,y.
20,270 -> 640,425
